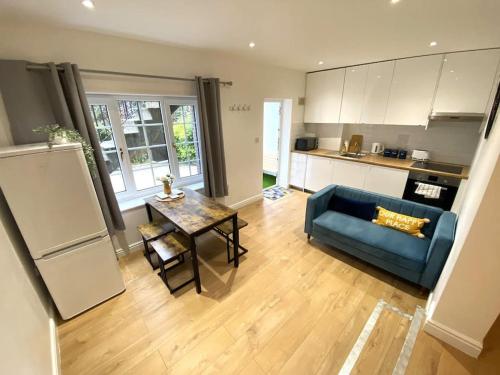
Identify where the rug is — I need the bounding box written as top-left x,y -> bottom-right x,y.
263,186 -> 293,201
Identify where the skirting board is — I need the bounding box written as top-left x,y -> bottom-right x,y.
116,240 -> 143,257
229,193 -> 263,210
423,318 -> 483,358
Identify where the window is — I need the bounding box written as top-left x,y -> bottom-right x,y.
88,95 -> 203,200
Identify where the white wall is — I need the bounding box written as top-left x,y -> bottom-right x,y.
306,121 -> 481,165
0,17 -> 306,208
424,99 -> 500,356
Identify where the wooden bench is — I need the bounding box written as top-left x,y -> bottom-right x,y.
137,220 -> 175,269
214,217 -> 249,263
150,232 -> 195,294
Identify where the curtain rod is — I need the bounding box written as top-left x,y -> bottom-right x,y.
26,63 -> 233,86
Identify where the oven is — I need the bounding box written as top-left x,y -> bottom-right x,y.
402,171 -> 461,211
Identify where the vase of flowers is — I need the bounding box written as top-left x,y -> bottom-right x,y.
157,173 -> 175,195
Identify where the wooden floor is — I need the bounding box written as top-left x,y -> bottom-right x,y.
58,191 -> 500,374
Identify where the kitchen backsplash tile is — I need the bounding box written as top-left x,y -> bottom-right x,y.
305,121 -> 481,165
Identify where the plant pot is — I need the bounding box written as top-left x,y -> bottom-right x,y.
163,182 -> 172,195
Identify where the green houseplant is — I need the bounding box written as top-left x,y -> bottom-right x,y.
33,124 -> 97,177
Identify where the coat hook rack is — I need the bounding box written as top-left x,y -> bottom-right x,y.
229,104 -> 251,112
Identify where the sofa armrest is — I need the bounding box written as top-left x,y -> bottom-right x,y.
304,185 -> 337,235
420,211 -> 457,289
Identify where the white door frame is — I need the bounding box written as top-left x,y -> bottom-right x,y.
263,98 -> 293,188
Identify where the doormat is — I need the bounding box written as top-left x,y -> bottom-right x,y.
338,299 -> 425,375
263,186 -> 293,201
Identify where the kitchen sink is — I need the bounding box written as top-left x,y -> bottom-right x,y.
339,152 -> 366,159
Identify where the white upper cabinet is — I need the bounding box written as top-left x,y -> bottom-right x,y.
433,49 -> 500,114
339,65 -> 368,123
304,69 -> 345,123
360,61 -> 395,124
385,55 -> 443,126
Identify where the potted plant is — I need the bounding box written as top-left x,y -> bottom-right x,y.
33,124 -> 97,177
157,173 -> 175,195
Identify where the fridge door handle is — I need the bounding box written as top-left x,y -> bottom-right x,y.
40,236 -> 106,260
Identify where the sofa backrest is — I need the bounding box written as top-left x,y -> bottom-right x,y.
333,185 -> 443,238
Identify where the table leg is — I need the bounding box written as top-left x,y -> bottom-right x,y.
190,236 -> 202,293
232,214 -> 239,267
146,203 -> 153,222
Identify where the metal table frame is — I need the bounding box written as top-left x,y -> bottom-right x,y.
145,202 -> 239,294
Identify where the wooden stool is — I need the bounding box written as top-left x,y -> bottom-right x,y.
214,217 -> 249,263
150,232 -> 195,294
137,220 -> 175,269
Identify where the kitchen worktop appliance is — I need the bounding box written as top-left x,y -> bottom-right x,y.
295,137 -> 318,151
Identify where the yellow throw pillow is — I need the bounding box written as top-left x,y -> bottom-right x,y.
372,206 -> 430,238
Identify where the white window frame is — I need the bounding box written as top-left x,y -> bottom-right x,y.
87,94 -> 203,201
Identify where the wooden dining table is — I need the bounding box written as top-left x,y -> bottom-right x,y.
144,188 -> 239,294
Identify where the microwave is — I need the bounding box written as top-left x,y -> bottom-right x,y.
295,137 -> 318,151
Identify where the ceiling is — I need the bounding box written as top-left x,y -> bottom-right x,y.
1,0 -> 500,71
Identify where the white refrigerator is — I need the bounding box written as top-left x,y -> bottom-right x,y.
0,142 -> 125,320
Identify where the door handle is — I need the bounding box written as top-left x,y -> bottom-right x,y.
119,147 -> 124,161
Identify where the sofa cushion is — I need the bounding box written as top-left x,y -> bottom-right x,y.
328,195 -> 376,221
313,210 -> 430,272
333,186 -> 443,238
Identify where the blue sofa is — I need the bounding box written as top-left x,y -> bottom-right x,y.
305,185 -> 457,289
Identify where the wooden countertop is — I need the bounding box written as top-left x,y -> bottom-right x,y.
293,149 -> 470,179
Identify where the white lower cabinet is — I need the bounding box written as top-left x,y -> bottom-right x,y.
289,152 -> 307,189
305,155 -> 334,192
364,165 -> 409,198
331,159 -> 369,189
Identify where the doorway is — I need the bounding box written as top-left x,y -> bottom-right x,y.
262,100 -> 282,189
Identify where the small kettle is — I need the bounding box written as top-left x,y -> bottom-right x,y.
371,143 -> 384,154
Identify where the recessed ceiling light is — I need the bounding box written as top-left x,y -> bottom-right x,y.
429,41 -> 438,47
81,0 -> 95,9
248,42 -> 256,48
390,0 -> 400,4
318,61 -> 324,65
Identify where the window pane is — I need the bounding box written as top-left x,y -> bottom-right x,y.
184,123 -> 194,142
179,162 -> 190,178
119,101 -> 141,126
89,103 -> 125,193
150,146 -> 169,163
96,127 -> 116,150
173,124 -> 185,142
133,167 -> 154,191
145,125 -> 166,146
129,149 -> 150,166
124,126 -> 146,148
103,152 -> 126,193
141,101 -> 162,124
170,105 -> 183,123
153,165 -> 171,186
190,161 -> 201,176
175,144 -> 189,162
184,106 -> 194,123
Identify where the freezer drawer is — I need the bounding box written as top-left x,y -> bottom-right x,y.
35,236 -> 125,320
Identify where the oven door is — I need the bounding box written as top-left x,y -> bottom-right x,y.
402,177 -> 458,210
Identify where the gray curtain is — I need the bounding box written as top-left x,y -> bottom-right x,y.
195,76 -> 228,197
0,60 -> 125,233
